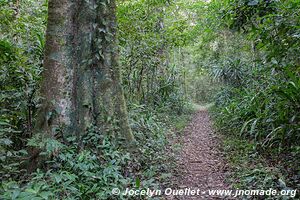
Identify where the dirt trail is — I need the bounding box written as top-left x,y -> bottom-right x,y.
169,108 -> 229,200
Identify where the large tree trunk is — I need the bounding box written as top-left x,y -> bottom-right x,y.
35,0 -> 135,144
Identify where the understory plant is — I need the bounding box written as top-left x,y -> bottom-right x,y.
1,105 -> 177,200
205,0 -> 300,193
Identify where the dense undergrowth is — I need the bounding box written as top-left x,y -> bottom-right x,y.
1,0 -> 299,199
220,134 -> 298,199
201,0 -> 300,196
1,104 -> 193,199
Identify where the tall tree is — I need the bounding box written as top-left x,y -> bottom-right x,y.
35,0 -> 135,143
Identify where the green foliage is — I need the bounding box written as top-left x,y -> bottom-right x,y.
0,0 -> 46,181
207,0 -> 300,150
1,105 -> 177,199
221,135 -> 298,199
0,0 -> 193,200
2,0 -> 299,198
213,68 -> 300,149
2,134 -> 130,199
1,0 -> 190,199
198,0 -> 300,191
118,0 -> 190,110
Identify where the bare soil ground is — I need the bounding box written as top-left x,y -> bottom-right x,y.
167,108 -> 230,200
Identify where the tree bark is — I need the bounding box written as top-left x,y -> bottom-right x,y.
35,0 -> 135,145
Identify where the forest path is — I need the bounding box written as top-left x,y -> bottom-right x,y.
169,107 -> 229,199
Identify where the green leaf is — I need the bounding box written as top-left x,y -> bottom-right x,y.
135,177 -> 141,188
39,191 -> 53,199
